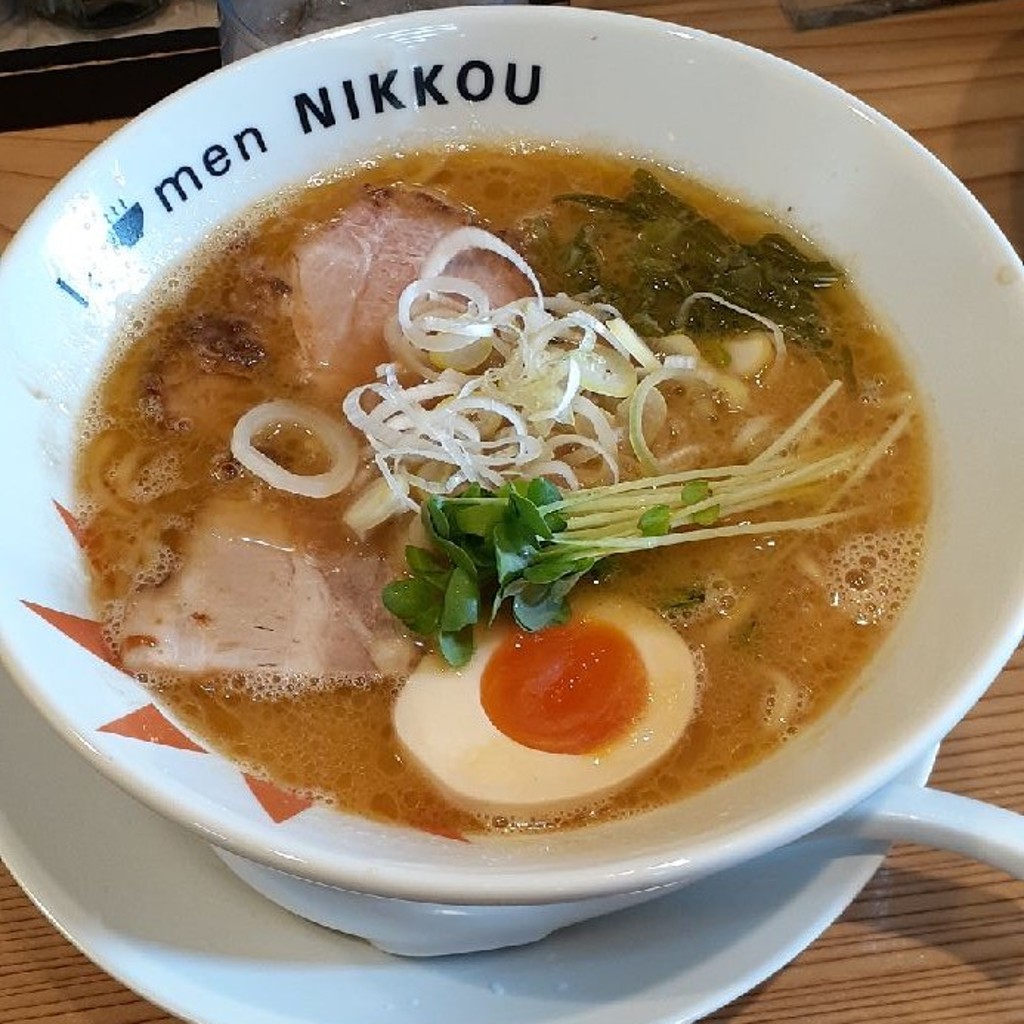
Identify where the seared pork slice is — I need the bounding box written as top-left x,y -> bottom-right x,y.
182,314 -> 267,374
220,245 -> 292,318
142,315 -> 268,435
141,241 -> 291,436
119,499 -> 411,681
291,185 -> 529,393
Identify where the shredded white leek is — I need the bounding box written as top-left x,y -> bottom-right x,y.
343,474 -> 409,537
343,229 -> 667,511
677,291 -> 787,377
628,366 -> 691,476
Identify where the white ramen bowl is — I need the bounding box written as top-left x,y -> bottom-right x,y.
2,6 -> 1024,958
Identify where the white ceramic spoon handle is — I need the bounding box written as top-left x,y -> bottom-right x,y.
820,784 -> 1024,879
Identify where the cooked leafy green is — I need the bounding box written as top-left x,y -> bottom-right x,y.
520,169 -> 853,382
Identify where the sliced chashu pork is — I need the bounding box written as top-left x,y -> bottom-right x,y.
140,314 -> 269,436
119,499 -> 411,680
291,185 -> 529,393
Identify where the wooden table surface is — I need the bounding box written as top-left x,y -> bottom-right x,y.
3,1 -> 1024,1020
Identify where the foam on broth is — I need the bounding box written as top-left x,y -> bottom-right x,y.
75,146 -> 929,836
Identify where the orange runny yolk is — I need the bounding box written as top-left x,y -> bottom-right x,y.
479,618 -> 649,755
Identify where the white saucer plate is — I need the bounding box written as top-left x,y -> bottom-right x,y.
0,662 -> 918,1024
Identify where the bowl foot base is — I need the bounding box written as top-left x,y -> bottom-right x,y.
212,846 -> 671,956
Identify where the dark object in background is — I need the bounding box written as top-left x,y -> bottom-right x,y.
0,0 -> 567,132
779,0 -> 978,29
218,0 -> 566,62
0,0 -> 220,132
33,0 -> 166,29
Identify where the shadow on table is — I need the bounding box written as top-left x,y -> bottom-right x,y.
705,854 -> 1024,1023
851,856 -> 1024,983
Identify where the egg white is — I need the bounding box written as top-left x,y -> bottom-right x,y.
392,595 -> 698,819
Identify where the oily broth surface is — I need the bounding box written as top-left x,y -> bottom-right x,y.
76,146 -> 928,836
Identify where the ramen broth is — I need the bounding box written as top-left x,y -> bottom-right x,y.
76,147 -> 928,835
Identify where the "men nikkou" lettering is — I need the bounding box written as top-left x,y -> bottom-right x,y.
293,60 -> 542,135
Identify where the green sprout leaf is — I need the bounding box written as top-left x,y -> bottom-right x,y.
690,505 -> 721,526
527,477 -> 563,508
522,555 -> 594,585
493,519 -> 539,584
422,498 -> 478,576
452,500 -> 506,538
439,626 -> 475,668
680,480 -> 711,506
382,578 -> 443,637
508,492 -> 553,541
638,504 -> 671,536
441,566 -> 480,633
512,588 -> 570,632
405,546 -> 450,590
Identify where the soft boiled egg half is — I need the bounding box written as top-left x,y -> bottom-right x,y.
393,594 -> 698,819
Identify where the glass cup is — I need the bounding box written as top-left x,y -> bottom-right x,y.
219,0 -> 539,64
